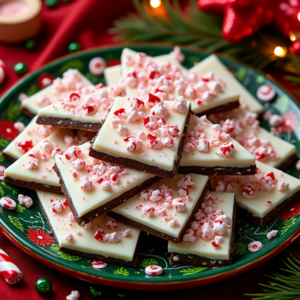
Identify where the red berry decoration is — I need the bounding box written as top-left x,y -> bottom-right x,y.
291,40 -> 300,56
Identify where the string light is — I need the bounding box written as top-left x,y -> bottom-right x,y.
150,0 -> 161,8
274,46 -> 287,57
290,33 -> 297,41
298,12 -> 300,22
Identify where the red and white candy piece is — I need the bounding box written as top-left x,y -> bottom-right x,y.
216,142 -> 234,157
0,197 -> 16,210
91,260 -> 107,269
145,265 -> 163,276
18,194 -> 33,208
248,241 -> 262,252
242,183 -> 256,198
267,230 -> 278,240
257,85 -> 276,102
0,165 -> 6,180
89,57 -> 106,76
0,60 -> 6,85
66,290 -> 80,300
0,247 -> 23,285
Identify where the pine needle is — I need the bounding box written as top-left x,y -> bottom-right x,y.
246,253 -> 300,300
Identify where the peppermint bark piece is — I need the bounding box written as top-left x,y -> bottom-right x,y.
21,69 -> 92,117
37,191 -> 142,267
37,84 -> 125,132
104,48 -> 182,86
212,161 -> 300,226
179,115 -> 256,175
110,174 -> 210,243
209,109 -> 297,170
168,192 -> 235,267
120,48 -> 240,117
4,129 -> 92,194
54,143 -> 158,225
190,54 -> 264,114
2,116 -> 55,162
90,96 -> 191,179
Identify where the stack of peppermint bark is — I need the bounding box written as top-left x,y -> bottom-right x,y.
3,48 -> 300,270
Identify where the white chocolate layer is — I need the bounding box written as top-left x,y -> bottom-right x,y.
37,191 -> 141,262
121,48 -> 182,77
212,161 -> 300,218
38,101 -> 106,124
121,48 -> 240,116
168,192 -> 234,260
92,97 -> 190,172
112,174 -> 209,238
21,70 -> 92,115
4,129 -> 74,187
180,115 -> 255,168
104,65 -> 122,86
190,55 -> 263,114
239,125 -> 296,168
55,143 -> 155,218
3,116 -> 54,160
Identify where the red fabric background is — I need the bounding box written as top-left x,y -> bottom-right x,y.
0,1 -> 297,299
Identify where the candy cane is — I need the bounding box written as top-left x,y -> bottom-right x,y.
0,60 -> 6,85
0,248 -> 23,284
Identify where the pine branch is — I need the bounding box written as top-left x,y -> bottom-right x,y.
246,254 -> 300,300
110,0 -> 300,93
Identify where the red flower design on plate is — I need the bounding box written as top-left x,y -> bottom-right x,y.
107,59 -> 120,67
0,120 -> 19,140
281,112 -> 298,132
37,73 -> 54,89
26,228 -> 54,246
281,201 -> 300,220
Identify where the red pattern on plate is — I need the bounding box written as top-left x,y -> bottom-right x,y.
26,229 -> 54,246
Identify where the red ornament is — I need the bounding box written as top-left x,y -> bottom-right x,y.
198,0 -> 300,43
291,40 -> 300,55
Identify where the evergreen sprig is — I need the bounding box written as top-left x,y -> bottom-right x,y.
246,254 -> 300,300
111,0 -> 300,93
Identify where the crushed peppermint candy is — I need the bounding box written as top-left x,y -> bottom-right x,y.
66,146 -> 129,192
138,175 -> 194,224
267,230 -> 278,240
183,116 -> 235,158
18,194 -> 33,208
111,95 -> 185,153
121,51 -> 224,104
248,241 -> 262,252
182,192 -> 231,244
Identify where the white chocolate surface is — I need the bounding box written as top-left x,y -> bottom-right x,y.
190,55 -> 263,114
55,143 -> 155,218
212,161 -> 300,218
3,116 -> 54,160
112,174 -> 209,238
180,115 -> 255,168
104,65 -> 122,86
37,191 -> 141,262
168,192 -> 234,260
92,97 -> 190,172
121,49 -> 240,116
21,70 -> 92,115
4,129 -> 74,187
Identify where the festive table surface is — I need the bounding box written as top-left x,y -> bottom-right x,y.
0,1 -> 300,299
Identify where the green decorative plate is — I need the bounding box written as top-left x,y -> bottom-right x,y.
0,44 -> 300,290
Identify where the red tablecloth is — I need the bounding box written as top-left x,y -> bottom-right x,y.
0,1 -> 297,299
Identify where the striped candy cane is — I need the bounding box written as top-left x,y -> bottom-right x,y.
0,248 -> 23,285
